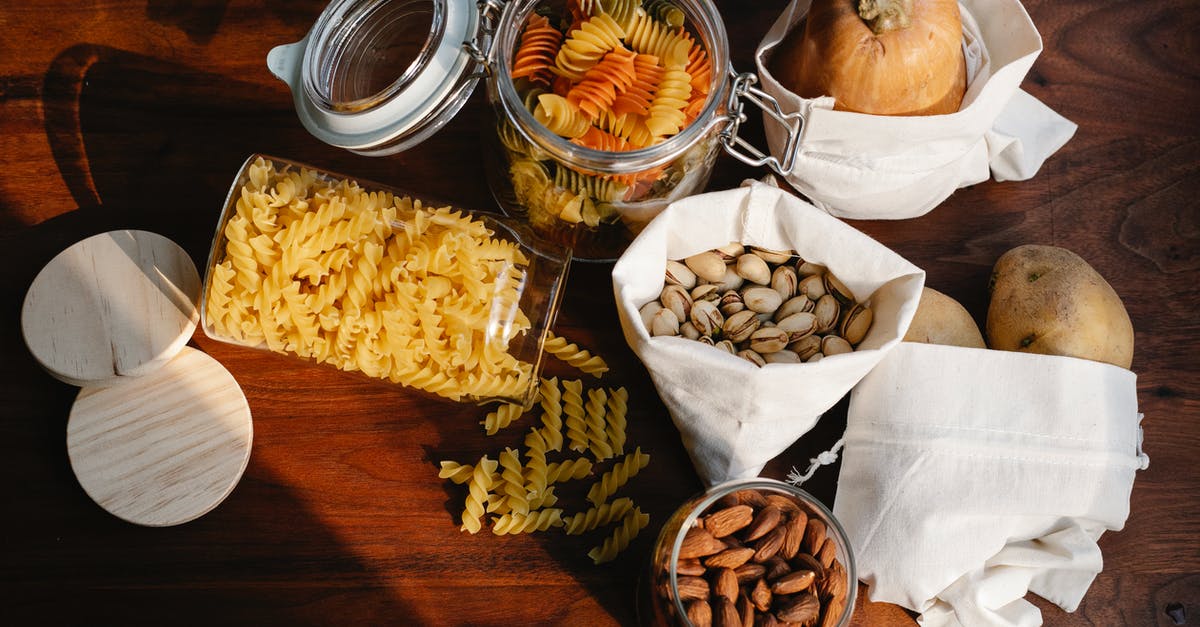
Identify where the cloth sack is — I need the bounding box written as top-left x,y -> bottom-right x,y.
612,181 -> 924,485
754,0 -> 1078,219
833,342 -> 1148,626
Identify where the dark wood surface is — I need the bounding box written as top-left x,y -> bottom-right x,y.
1,0 -> 1196,625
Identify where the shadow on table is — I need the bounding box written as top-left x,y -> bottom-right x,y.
0,43 -> 419,624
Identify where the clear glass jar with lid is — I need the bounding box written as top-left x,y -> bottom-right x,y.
268,0 -> 801,261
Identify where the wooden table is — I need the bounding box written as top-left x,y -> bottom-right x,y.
1,1 -> 1195,624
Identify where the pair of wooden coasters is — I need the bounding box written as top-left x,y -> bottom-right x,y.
22,230 -> 252,526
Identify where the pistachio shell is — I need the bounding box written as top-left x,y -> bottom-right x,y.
680,321 -> 701,340
735,253 -> 772,285
775,312 -> 818,343
661,284 -> 693,323
771,266 -> 798,301
685,251 -> 728,283
714,266 -> 745,292
639,301 -> 663,331
719,290 -> 745,317
749,327 -> 789,354
698,335 -> 715,346
651,308 -> 680,336
764,349 -> 802,364
795,260 -> 825,277
691,300 -> 724,337
714,242 -> 745,262
750,246 -> 793,265
798,274 -> 827,300
715,340 -> 737,354
821,335 -> 853,356
813,294 -> 840,333
723,309 -> 761,343
665,260 -> 697,290
742,286 -> 783,315
691,283 -> 720,302
824,272 -> 855,305
806,352 -> 825,363
840,303 -> 873,345
737,349 -> 766,367
789,334 -> 822,360
775,295 -> 814,321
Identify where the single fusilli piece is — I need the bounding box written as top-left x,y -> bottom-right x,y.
534,93 -> 592,139
563,496 -> 634,535
554,166 -> 629,205
562,379 -> 589,453
645,66 -> 692,138
498,447 -> 530,517
546,457 -> 594,484
566,46 -> 637,120
553,13 -> 626,81
523,427 -> 550,507
491,509 -> 565,535
584,387 -> 614,461
645,0 -> 685,27
537,376 -> 565,452
612,53 -> 663,117
438,460 -> 474,484
461,455 -> 499,534
587,507 -> 650,564
544,331 -> 609,377
586,446 -> 650,506
511,14 -> 564,86
482,402 -> 525,436
605,386 -> 629,455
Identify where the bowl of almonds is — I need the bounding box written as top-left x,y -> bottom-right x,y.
645,478 -> 855,627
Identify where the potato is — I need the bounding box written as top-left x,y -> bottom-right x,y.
986,245 -> 1133,369
903,287 -> 986,348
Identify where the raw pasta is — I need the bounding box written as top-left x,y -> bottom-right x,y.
498,447 -> 531,517
438,460 -> 475,484
584,387 -> 614,461
564,497 -> 634,535
561,379 -> 589,453
587,507 -> 650,564
586,447 -> 650,506
538,376 -> 565,452
491,508 -> 565,535
482,402 -> 525,436
605,386 -> 629,455
461,455 -> 500,534
546,457 -> 594,484
543,331 -> 610,377
523,428 -> 550,507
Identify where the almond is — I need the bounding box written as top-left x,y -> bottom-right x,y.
680,526 -> 727,559
705,505 -> 754,538
755,612 -> 781,627
770,570 -> 816,595
763,555 -> 792,580
819,597 -> 845,627
819,560 -> 847,604
790,553 -> 825,580
678,557 -> 707,576
734,562 -> 767,584
782,510 -> 808,559
738,593 -> 755,627
802,518 -> 826,555
764,493 -> 801,514
712,567 -> 740,603
743,505 -> 782,542
774,591 -> 820,624
686,599 -> 713,627
705,546 -> 757,570
714,597 -> 741,627
751,525 -> 786,563
733,489 -> 769,508
750,577 -> 772,611
677,575 -> 710,602
817,537 -> 836,570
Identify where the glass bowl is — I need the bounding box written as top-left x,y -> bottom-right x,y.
200,154 -> 570,407
643,477 -> 857,626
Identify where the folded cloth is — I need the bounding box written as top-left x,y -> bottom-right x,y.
833,342 -> 1148,626
755,0 -> 1077,219
612,181 -> 924,485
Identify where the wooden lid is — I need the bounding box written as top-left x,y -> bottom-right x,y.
67,347 -> 253,526
22,229 -> 201,387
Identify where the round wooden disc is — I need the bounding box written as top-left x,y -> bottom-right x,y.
67,347 -> 253,527
22,229 -> 201,387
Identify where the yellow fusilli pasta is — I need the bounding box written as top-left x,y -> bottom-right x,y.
586,446 -> 650,506
564,497 -> 634,535
587,507 -> 650,564
439,460 -> 474,484
461,455 -> 499,534
544,331 -> 610,377
491,509 -> 565,535
537,376 -> 565,452
546,457 -> 594,484
482,402 -> 525,436
584,387 -> 614,461
605,386 -> 629,455
498,446 -> 530,517
561,379 -> 589,453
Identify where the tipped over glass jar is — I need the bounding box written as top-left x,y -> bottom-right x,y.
267,0 -> 801,261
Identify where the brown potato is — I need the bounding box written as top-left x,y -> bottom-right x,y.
903,287 -> 986,348
986,245 -> 1133,369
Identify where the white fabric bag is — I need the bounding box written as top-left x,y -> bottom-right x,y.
754,0 -> 1078,219
612,181 -> 925,485
833,342 -> 1148,626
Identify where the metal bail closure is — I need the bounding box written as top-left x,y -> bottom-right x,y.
719,71 -> 803,176
266,0 -> 500,157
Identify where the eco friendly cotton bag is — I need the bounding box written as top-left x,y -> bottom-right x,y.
612,181 -> 924,486
833,342 -> 1148,626
755,0 -> 1078,219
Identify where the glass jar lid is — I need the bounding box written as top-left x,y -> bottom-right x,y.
267,0 -> 486,156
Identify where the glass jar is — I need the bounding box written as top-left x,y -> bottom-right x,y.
267,0 -> 801,261
200,154 -> 570,407
641,478 -> 857,626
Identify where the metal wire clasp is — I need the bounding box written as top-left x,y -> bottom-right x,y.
463,0 -> 507,78
719,71 -> 803,176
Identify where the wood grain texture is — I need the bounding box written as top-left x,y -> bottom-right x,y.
67,346 -> 252,526
0,0 -> 1195,625
21,229 -> 200,386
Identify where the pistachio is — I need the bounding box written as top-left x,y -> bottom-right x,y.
735,253 -> 772,285
795,260 -> 825,277
824,271 -> 855,305
750,246 -> 792,265
680,321 -> 701,340
718,290 -> 745,317
840,303 -> 873,346
651,308 -> 680,337
749,327 -> 789,354
691,300 -> 724,338
797,274 -> 827,300
821,335 -> 853,356
691,283 -> 721,303
742,286 -> 783,315
639,301 -> 663,331
813,294 -> 840,333
714,340 -> 737,355
698,335 -> 715,345
807,352 -> 824,363
789,334 -> 822,361
723,310 -> 761,343
775,312 -> 818,343
685,251 -> 728,283
665,260 -> 697,290
714,265 -> 745,292
771,266 -> 798,301
737,349 -> 766,366
661,284 -> 693,323
775,294 -> 814,321
713,241 -> 745,263
764,350 -> 802,364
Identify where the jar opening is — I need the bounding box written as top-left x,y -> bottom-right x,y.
304,0 -> 444,112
